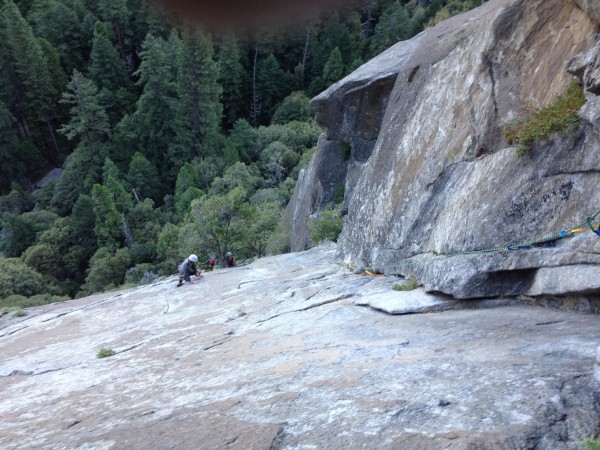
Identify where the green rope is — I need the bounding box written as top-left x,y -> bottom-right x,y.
360,208 -> 600,273
446,208 -> 600,257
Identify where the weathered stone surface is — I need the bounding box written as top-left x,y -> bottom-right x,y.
595,346 -> 600,384
288,0 -> 600,298
574,0 -> 600,23
284,135 -> 347,251
1,244 -> 599,449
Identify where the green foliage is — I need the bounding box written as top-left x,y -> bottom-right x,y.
272,92 -> 311,125
322,47 -> 344,86
27,0 -> 87,74
182,186 -> 248,263
582,436 -> 600,450
155,222 -> 181,275
392,276 -> 419,291
218,35 -> 247,129
267,216 -> 292,255
79,246 -> 131,296
229,118 -> 258,164
125,198 -> 163,264
256,53 -> 290,124
209,162 -> 262,197
1,216 -> 34,260
91,184 -> 123,248
243,201 -> 281,258
309,204 -> 344,245
0,103 -> 23,194
127,32 -> 180,188
59,70 -> 111,143
370,1 -> 412,56
173,28 -> 222,159
0,189 -> 34,214
127,152 -> 160,202
174,163 -> 204,217
0,258 -> 59,299
504,80 -> 585,156
0,293 -> 68,309
20,217 -> 89,295
96,347 -> 116,358
70,194 -> 97,250
88,21 -> 134,125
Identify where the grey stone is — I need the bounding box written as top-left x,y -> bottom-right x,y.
595,346 -> 600,384
288,0 -> 600,299
283,135 -> 348,251
1,244 -> 599,449
574,0 -> 600,23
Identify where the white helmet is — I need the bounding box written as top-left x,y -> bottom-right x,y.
189,254 -> 198,262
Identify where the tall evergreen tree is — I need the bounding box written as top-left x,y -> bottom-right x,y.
52,70 -> 110,213
91,183 -> 123,249
96,0 -> 131,66
370,1 -> 412,56
0,101 -> 23,193
255,53 -> 289,125
127,152 -> 161,202
88,21 -> 134,125
58,70 -> 110,143
1,0 -> 62,157
126,32 -> 180,190
218,35 -> 246,130
172,28 -> 222,162
27,0 -> 86,74
322,47 -> 344,87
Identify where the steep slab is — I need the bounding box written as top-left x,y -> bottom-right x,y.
1,245 -> 600,449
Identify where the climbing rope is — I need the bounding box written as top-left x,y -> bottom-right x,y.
447,208 -> 600,257
359,208 -> 600,275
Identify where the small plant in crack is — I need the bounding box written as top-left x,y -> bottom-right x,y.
582,435 -> 600,450
96,348 -> 116,359
392,276 -> 419,291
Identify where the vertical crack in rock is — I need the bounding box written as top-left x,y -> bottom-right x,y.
483,56 -> 499,118
268,423 -> 287,450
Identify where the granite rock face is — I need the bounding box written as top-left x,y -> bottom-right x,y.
1,245 -> 599,449
288,0 -> 600,299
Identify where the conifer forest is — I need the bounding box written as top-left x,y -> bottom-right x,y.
0,0 -> 486,304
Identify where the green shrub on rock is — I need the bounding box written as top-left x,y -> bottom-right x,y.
309,205 -> 344,245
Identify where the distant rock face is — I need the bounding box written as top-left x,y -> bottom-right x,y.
288,0 -> 600,299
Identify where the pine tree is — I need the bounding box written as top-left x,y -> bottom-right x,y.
174,162 -> 204,218
71,193 -> 97,250
127,152 -> 161,202
0,101 -> 24,193
370,1 -> 412,56
27,0 -> 86,74
1,0 -> 62,157
88,21 -> 134,125
96,0 -> 131,66
59,70 -> 110,143
256,53 -> 289,125
91,183 -> 123,249
218,35 -> 247,129
126,32 -> 180,190
229,118 -> 258,164
172,28 -> 222,161
322,47 -> 344,87
52,70 -> 110,214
